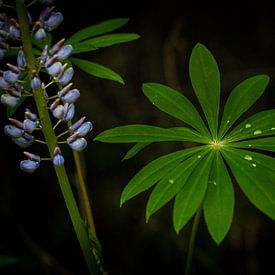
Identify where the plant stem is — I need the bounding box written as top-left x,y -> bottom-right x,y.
185,206 -> 202,275
16,1 -> 102,274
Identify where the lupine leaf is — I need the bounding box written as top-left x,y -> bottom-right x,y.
146,149 -> 209,221
203,152 -> 234,244
72,44 -> 98,54
122,142 -> 151,161
173,152 -> 214,233
120,147 -> 204,205
94,125 -> 208,143
0,256 -> 19,268
142,83 -> 209,135
225,110 -> 275,142
70,57 -> 124,84
189,43 -> 220,137
66,18 -> 130,44
232,137 -> 275,152
218,75 -> 269,138
222,148 -> 275,220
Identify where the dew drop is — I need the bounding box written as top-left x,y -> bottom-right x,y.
245,124 -> 252,128
197,155 -> 201,159
213,181 -> 217,185
226,120 -> 230,124
253,130 -> 262,135
252,163 -> 257,167
169,179 -> 174,184
248,144 -> 252,147
244,155 -> 253,161
271,127 -> 275,131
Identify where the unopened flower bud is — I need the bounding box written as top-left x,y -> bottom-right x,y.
23,119 -> 37,133
53,147 -> 64,166
44,11 -> 63,31
58,67 -> 74,86
60,88 -> 80,103
31,75 -> 41,89
46,61 -> 62,76
17,49 -> 26,68
4,125 -> 24,138
63,103 -> 75,121
70,116 -> 86,132
56,45 -> 73,60
67,137 -> 87,151
50,38 -> 65,55
1,94 -> 20,107
12,135 -> 33,148
77,121 -> 93,137
20,159 -> 39,173
34,28 -> 46,42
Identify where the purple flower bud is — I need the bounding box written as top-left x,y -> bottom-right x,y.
23,119 -> 37,133
60,89 -> 80,103
1,94 -> 20,107
0,48 -> 7,59
12,136 -> 33,148
23,151 -> 41,162
57,82 -> 73,97
50,38 -> 65,55
40,45 -> 49,63
0,76 -> 10,88
40,6 -> 55,21
4,125 -> 24,138
70,116 -> 86,132
77,121 -> 93,137
51,104 -> 64,119
31,76 -> 41,89
68,137 -> 87,151
8,117 -> 24,128
25,109 -> 38,121
17,49 -> 26,68
3,70 -> 19,84
58,67 -> 74,86
33,28 -> 46,42
20,159 -> 39,173
46,61 -> 62,76
63,103 -> 75,121
56,45 -> 73,60
44,11 -> 63,31
9,25 -> 20,39
53,154 -> 64,166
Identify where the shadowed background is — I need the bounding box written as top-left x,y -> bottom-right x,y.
1,1 -> 275,274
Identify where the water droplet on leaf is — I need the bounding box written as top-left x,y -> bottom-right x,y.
245,124 -> 251,128
197,155 -> 201,159
253,130 -> 262,135
252,163 -> 257,167
169,179 -> 174,184
244,155 -> 253,161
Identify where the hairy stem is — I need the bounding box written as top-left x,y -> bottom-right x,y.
16,1 -> 102,273
185,206 -> 202,275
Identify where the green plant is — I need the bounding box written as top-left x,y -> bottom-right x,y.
95,43 -> 275,274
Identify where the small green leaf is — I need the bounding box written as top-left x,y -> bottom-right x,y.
120,147 -> 203,205
94,125 -> 208,143
189,43 -> 220,137
70,57 -> 124,84
232,137 -> 275,152
0,256 -> 19,268
122,142 -> 151,161
66,18 -> 130,44
222,148 -> 275,220
142,83 -> 209,136
72,44 -> 98,54
203,152 -> 234,244
173,152 -> 214,233
219,75 -> 269,138
225,110 -> 275,142
146,149 -> 209,221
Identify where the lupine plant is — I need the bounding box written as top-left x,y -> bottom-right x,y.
95,43 -> 275,274
0,0 -> 138,274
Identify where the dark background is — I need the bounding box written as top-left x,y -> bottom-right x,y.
1,1 -> 275,274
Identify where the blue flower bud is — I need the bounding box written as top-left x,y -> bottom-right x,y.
76,121 -> 93,137
23,151 -> 41,162
17,49 -> 26,68
12,136 -> 33,148
3,70 -> 19,84
40,45 -> 49,63
53,154 -> 64,166
9,25 -> 20,39
68,137 -> 87,151
63,103 -> 75,121
56,45 -> 73,60
1,94 -> 20,107
44,11 -> 64,31
58,67 -> 74,86
0,48 -> 7,59
46,61 -> 62,76
4,125 -> 24,138
20,159 -> 39,173
51,105 -> 64,119
33,28 -> 46,42
0,76 -> 10,88
60,89 -> 80,103
70,116 -> 86,132
50,38 -> 65,55
25,109 -> 38,121
31,76 -> 41,89
23,119 -> 37,133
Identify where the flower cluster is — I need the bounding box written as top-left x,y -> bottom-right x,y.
0,1 -> 93,173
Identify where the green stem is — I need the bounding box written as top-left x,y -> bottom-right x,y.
185,206 -> 202,275
16,1 -> 102,274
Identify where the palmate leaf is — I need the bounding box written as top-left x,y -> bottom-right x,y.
222,148 -> 275,220
232,137 -> 275,152
173,152 -> 214,233
122,142 -> 151,161
203,152 -> 234,244
218,75 -> 269,138
189,43 -> 220,137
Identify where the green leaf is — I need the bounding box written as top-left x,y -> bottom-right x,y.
173,152 -> 214,233
122,142 -> 151,161
146,149 -> 209,221
72,44 -> 98,54
203,152 -> 234,244
70,57 -> 124,84
142,83 -> 209,136
225,110 -> 275,142
66,18 -> 130,44
73,33 -> 140,49
0,256 -> 19,268
94,125 -> 208,143
232,137 -> 275,152
219,75 -> 269,138
120,147 -> 203,205
222,148 -> 275,220
189,43 -> 220,137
